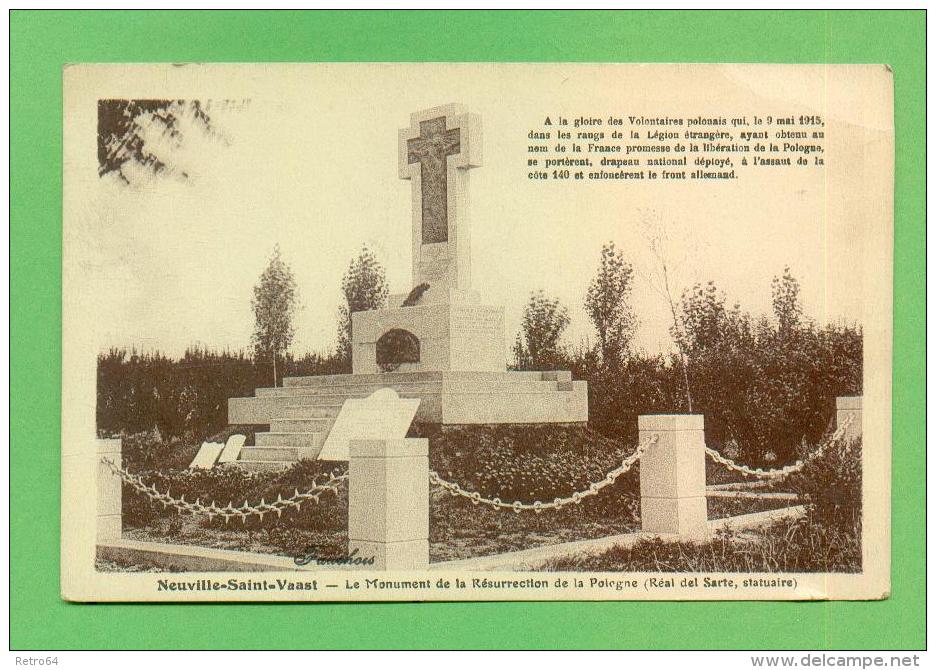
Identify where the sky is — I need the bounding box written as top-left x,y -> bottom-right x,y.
71,63 -> 890,360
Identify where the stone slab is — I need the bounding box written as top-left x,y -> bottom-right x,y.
261,379 -> 562,397
836,396 -> 863,410
283,370 -> 552,387
318,388 -> 421,461
439,382 -> 588,424
230,393 -> 440,425
230,370 -> 588,426
189,441 -> 224,470
217,434 -> 246,464
638,414 -> 705,431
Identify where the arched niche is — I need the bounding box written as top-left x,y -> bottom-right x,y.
376,328 -> 421,372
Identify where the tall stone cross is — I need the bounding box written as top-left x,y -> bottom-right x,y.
399,104 -> 481,295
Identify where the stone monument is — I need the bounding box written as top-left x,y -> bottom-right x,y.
228,104 -> 588,470
351,104 -> 502,374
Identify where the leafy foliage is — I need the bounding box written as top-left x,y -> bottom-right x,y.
251,245 -> 298,387
512,291 -> 571,370
584,242 -> 636,368
539,513 -> 861,573
97,99 -> 230,184
788,436 -> 862,529
122,457 -> 347,536
540,436 -> 863,573
419,423 -> 640,520
669,272 -> 862,465
97,347 -> 345,441
336,245 -> 389,367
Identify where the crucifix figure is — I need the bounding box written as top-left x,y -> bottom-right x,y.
399,104 -> 481,294
407,117 -> 461,244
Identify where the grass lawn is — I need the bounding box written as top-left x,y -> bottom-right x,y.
100,423 -> 855,572
535,511 -> 861,573
106,481 -> 799,571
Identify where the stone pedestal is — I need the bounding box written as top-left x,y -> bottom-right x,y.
348,438 -> 429,570
351,300 -> 505,374
638,415 -> 708,537
836,396 -> 862,443
96,438 -> 122,541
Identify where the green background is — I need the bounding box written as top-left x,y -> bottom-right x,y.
10,10 -> 925,650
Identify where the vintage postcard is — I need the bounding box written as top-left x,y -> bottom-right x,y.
61,63 -> 892,601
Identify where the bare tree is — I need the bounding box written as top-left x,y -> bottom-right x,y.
637,210 -> 693,412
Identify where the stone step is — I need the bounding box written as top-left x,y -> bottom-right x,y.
255,431 -> 326,448
261,391 -> 438,406
281,370 -> 572,387
283,371 -> 444,387
281,404 -> 344,419
239,446 -> 301,461
258,380 -> 564,399
256,381 -> 443,398
270,417 -> 334,433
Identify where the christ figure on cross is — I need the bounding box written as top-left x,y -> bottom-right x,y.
407,116 -> 462,245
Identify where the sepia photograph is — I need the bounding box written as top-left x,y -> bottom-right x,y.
58,63 -> 892,603
8,6 -> 928,660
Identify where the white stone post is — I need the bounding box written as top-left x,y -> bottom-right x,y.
638,415 -> 708,537
836,396 -> 863,443
96,438 -> 122,541
348,438 -> 429,569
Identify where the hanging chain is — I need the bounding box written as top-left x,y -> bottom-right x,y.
428,433 -> 659,513
101,458 -> 347,523
704,414 -> 855,479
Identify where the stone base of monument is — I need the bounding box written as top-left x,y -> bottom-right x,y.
225,104 -> 590,472
227,370 -> 587,470
351,298 -> 506,374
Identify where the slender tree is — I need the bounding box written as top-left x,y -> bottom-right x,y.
772,265 -> 803,337
585,241 -> 637,368
515,291 -> 571,370
638,211 -> 693,412
251,245 -> 298,387
337,246 -> 389,366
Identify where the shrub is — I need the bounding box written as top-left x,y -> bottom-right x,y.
122,458 -> 348,535
97,347 -> 345,441
787,434 -> 862,530
416,423 -> 641,521
538,513 -> 861,573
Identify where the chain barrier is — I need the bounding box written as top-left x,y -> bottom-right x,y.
101,458 -> 347,523
428,433 -> 659,513
704,415 -> 855,480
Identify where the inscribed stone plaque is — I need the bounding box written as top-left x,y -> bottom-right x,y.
217,434 -> 247,464
317,388 -> 421,461
188,442 -> 224,470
